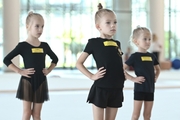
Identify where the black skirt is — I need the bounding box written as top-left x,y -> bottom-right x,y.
87,84 -> 124,108
16,73 -> 49,103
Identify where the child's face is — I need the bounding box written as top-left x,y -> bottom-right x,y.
28,16 -> 44,38
136,31 -> 151,52
96,12 -> 117,39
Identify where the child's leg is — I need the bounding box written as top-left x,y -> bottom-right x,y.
22,100 -> 32,120
131,100 -> 143,120
105,107 -> 118,120
32,103 -> 43,120
143,101 -> 153,120
92,104 -> 104,120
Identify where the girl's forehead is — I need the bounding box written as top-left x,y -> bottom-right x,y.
31,16 -> 44,23
101,13 -> 116,20
143,31 -> 151,36
139,32 -> 151,38
33,16 -> 43,21
104,12 -> 116,17
139,30 -> 150,35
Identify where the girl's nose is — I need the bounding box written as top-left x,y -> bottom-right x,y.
39,28 -> 43,31
111,23 -> 115,27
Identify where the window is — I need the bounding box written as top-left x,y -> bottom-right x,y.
0,0 -> 2,69
164,0 -> 180,59
20,0 -> 113,68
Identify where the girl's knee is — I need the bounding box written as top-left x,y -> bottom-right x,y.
143,113 -> 151,120
131,114 -> 140,120
32,112 -> 41,120
22,110 -> 31,119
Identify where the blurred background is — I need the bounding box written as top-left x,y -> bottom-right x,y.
0,0 -> 180,70
0,1 -> 180,120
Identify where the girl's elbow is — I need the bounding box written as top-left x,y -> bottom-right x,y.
76,62 -> 80,69
76,61 -> 84,69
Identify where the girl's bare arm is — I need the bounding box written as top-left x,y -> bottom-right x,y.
154,65 -> 161,82
76,52 -> 106,80
123,63 -> 145,84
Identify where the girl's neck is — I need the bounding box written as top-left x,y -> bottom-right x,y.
137,48 -> 147,53
26,37 -> 40,46
100,34 -> 113,39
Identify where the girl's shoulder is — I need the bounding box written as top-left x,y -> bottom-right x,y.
40,41 -> 48,44
16,41 -> 27,47
40,41 -> 48,46
129,52 -> 143,58
112,39 -> 119,42
88,38 -> 119,42
19,41 -> 48,46
133,52 -> 154,56
18,41 -> 27,45
131,52 -> 136,55
146,52 -> 154,56
88,37 -> 101,41
87,38 -> 103,44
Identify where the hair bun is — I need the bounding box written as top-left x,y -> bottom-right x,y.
28,10 -> 34,15
136,25 -> 141,28
98,3 -> 103,10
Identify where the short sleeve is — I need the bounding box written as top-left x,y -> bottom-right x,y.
116,41 -> 123,55
152,54 -> 159,65
125,54 -> 134,67
83,39 -> 93,55
117,41 -> 120,48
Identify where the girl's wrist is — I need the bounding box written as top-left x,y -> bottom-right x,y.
17,69 -> 22,74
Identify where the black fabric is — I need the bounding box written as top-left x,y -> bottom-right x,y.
134,92 -> 154,101
3,42 -> 58,68
16,78 -> 49,103
84,37 -> 125,88
87,84 -> 124,108
125,52 -> 159,93
152,52 -> 159,61
3,42 -> 58,103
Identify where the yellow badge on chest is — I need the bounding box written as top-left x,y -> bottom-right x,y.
103,41 -> 118,46
141,56 -> 152,61
31,48 -> 44,53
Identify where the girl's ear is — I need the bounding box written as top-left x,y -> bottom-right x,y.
26,24 -> 29,29
95,23 -> 101,31
133,39 -> 139,46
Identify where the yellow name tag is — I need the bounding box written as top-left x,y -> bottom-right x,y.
31,48 -> 44,53
103,41 -> 118,46
141,56 -> 152,61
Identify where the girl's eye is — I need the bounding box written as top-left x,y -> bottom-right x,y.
36,25 -> 39,28
114,21 -> 117,24
106,22 -> 110,24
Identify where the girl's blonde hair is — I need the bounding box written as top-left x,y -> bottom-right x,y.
95,3 -> 115,24
130,25 -> 151,44
26,11 -> 43,25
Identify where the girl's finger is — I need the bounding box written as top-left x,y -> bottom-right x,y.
24,74 -> 31,78
98,67 -> 104,71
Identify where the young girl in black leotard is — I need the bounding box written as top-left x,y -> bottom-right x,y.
76,3 -> 126,120
3,11 -> 58,120
124,26 -> 160,120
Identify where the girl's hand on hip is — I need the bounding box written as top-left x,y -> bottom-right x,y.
91,67 -> 106,81
133,76 -> 145,84
42,68 -> 50,76
19,68 -> 35,78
